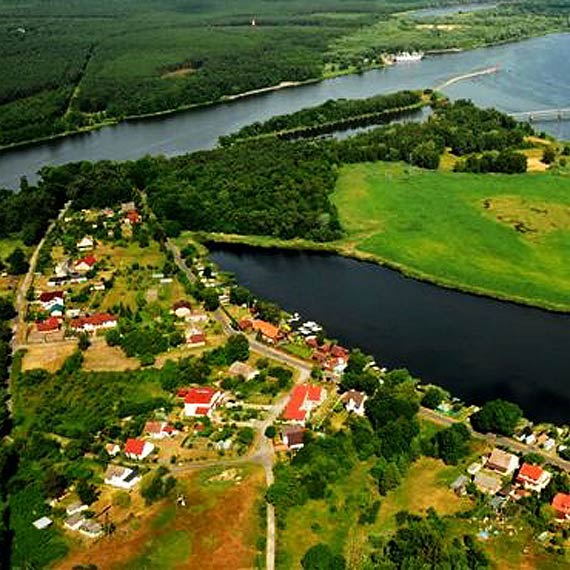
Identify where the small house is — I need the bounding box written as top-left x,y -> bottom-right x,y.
486,449 -> 519,476
184,387 -> 223,418
251,319 -> 283,344
120,201 -> 136,213
74,255 -> 97,273
36,317 -> 61,333
64,513 -> 85,531
77,236 -> 94,251
474,471 -> 502,495
281,426 -> 305,450
124,210 -> 142,225
173,300 -> 192,319
516,463 -> 551,493
48,303 -> 65,318
144,421 -> 177,440
70,313 -> 117,333
228,361 -> 259,381
79,520 -> 103,538
104,465 -> 140,489
467,462 -> 483,476
341,390 -> 367,416
66,502 -> 88,517
39,291 -> 64,308
450,474 -> 469,496
124,438 -> 154,460
105,443 -> 120,456
32,516 -> 53,530
552,493 -> 570,521
186,329 -> 206,348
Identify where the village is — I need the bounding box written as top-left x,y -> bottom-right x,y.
3,199 -> 570,568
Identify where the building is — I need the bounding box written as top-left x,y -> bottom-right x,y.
282,384 -> 326,425
120,201 -> 136,213
70,313 -> 117,333
552,493 -> 570,521
486,449 -> 519,476
105,443 -> 121,456
341,390 -> 367,416
77,236 -> 94,251
36,317 -> 61,333
144,421 -> 177,440
79,520 -> 104,538
104,465 -> 141,489
251,319 -> 283,344
74,255 -> 97,273
124,438 -> 154,460
32,516 -> 53,530
187,311 -> 209,324
64,514 -> 85,531
228,361 -> 259,381
184,387 -> 223,417
66,502 -> 88,516
516,463 -> 551,493
281,426 -> 305,450
48,303 -> 65,317
39,291 -> 64,307
173,300 -> 192,319
450,474 -> 469,496
124,210 -> 142,225
474,471 -> 502,495
186,329 -> 206,348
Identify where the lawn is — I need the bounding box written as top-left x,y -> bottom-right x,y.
332,162 -> 570,311
21,341 -> 78,373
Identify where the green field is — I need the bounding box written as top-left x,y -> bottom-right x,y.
332,162 -> 570,311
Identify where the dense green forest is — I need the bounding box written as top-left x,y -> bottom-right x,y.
0,0 -> 567,146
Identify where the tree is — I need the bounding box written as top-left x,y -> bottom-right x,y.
264,425 -> 276,439
301,543 -> 346,570
76,479 -> 99,505
470,399 -> 522,436
421,387 -> 446,410
542,146 -> 557,164
201,288 -> 220,311
6,248 -> 29,275
225,334 -> 250,363
0,299 -> 16,321
230,286 -> 253,307
433,423 -> 471,465
78,332 -> 91,351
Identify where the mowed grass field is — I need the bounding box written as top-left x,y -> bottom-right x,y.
333,162 -> 570,311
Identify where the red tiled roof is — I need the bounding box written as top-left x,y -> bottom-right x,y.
517,463 -> 543,482
75,255 -> 97,267
144,421 -> 162,434
282,385 -> 324,422
39,291 -> 64,303
126,210 -> 141,223
239,318 -> 253,330
306,337 -> 319,349
124,438 -> 145,456
307,385 -> 324,402
184,387 -> 218,406
552,493 -> 570,515
177,388 -> 189,398
195,406 -> 210,416
252,319 -> 280,340
36,317 -> 60,332
189,333 -> 206,344
70,313 -> 117,329
330,345 -> 348,358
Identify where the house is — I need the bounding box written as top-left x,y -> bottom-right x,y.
32,516 -> 53,530
238,318 -> 253,332
486,449 -> 519,476
474,471 -> 502,495
282,384 -> 326,425
91,282 -> 106,292
120,201 -> 136,213
124,438 -> 154,460
48,275 -> 69,287
54,259 -> 71,278
467,462 -> 483,476
74,255 -> 97,273
70,313 -> 117,333
66,502 -> 88,517
281,426 -> 305,450
186,329 -> 206,348
173,300 -> 192,319
516,463 -> 551,493
184,387 -> 223,417
36,317 -> 61,333
77,236 -> 94,251
187,310 -> 209,324
330,345 -> 349,359
125,209 -> 142,225
104,465 -> 141,489
228,361 -> 259,381
450,474 -> 469,496
552,493 -> 570,521
105,443 -> 121,456
251,319 -> 283,344
144,421 -> 177,440
64,514 -> 85,531
79,520 -> 103,538
48,303 -> 65,318
341,390 -> 367,416
39,291 -> 64,307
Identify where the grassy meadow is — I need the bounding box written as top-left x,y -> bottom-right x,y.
332,162 -> 570,311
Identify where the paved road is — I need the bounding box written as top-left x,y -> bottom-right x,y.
419,407 -> 570,472
165,236 -> 311,570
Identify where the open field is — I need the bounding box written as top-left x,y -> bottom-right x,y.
82,339 -> 140,372
21,342 -> 78,373
332,162 -> 570,311
56,464 -> 265,570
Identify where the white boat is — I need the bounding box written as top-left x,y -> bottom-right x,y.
394,51 -> 424,63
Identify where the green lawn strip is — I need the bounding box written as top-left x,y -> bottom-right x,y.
332,162 -> 570,311
121,528 -> 191,570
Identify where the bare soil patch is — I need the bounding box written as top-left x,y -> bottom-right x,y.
82,339 -> 140,371
21,341 -> 77,372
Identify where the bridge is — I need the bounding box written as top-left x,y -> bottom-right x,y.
509,108 -> 570,122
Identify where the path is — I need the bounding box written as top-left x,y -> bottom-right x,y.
419,407 -> 570,471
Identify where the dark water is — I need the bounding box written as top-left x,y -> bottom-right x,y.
210,245 -> 570,424
1,33 -> 570,188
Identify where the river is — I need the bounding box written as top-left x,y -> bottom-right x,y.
210,245 -> 570,424
1,33 -> 570,188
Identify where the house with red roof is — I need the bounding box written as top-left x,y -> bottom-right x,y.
516,463 -> 551,493
281,426 -> 305,450
184,387 -> 223,418
70,313 -> 117,333
124,438 -> 155,460
39,291 -> 64,308
552,493 -> 570,521
125,209 -> 142,225
251,319 -> 284,344
186,329 -> 206,348
282,384 -> 326,425
144,421 -> 178,440
74,255 -> 97,273
36,317 -> 61,333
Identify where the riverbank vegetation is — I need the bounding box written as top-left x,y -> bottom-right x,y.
1,0 -> 569,147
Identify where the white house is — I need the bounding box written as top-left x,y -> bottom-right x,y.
124,438 -> 154,460
228,361 -> 259,381
77,236 -> 94,251
486,449 -> 519,476
79,520 -> 104,538
144,421 -> 178,440
184,387 -> 223,417
341,390 -> 367,416
64,514 -> 85,531
104,465 -> 141,489
66,502 -> 88,516
105,443 -> 121,456
173,300 -> 192,318
516,463 -> 552,493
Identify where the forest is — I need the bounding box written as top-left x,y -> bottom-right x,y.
0,0 -> 567,146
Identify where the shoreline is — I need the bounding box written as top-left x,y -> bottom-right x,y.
198,231 -> 570,315
1,31 -> 568,155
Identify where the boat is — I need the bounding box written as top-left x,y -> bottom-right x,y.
394,51 -> 424,63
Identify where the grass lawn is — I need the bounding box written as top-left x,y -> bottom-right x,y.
332,162 -> 570,311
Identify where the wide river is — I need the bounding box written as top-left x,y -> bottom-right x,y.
211,245 -> 570,424
1,32 -> 570,188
